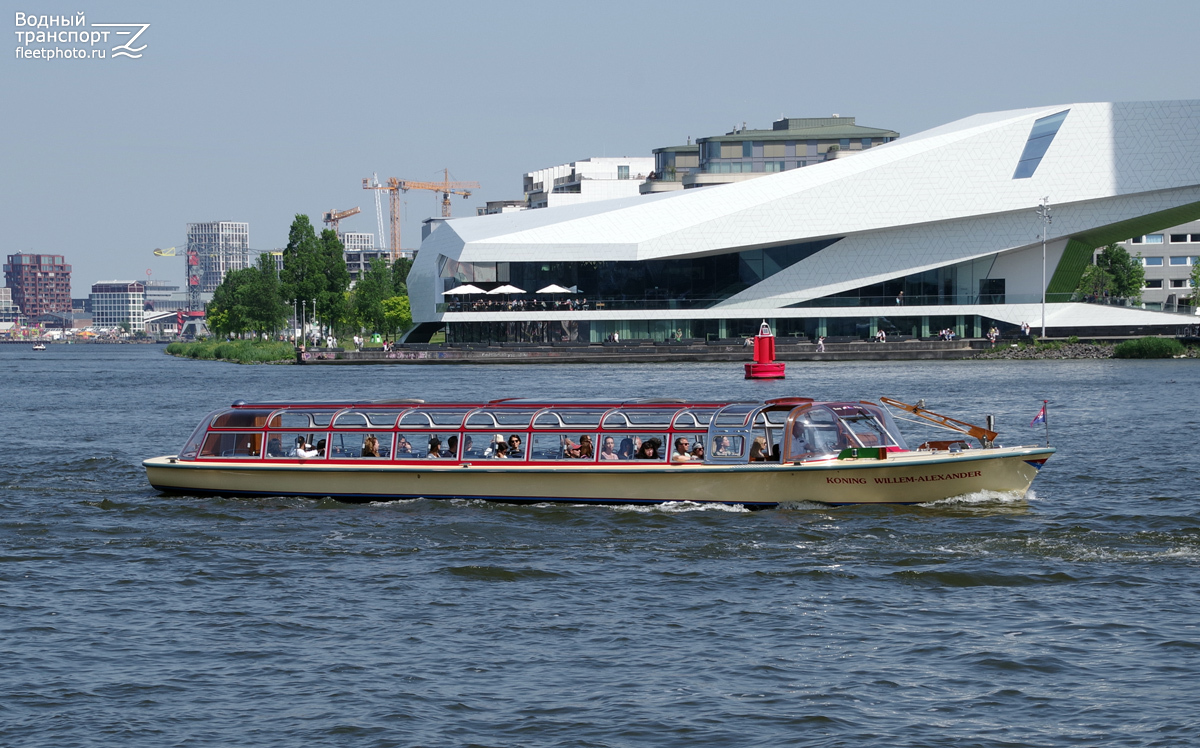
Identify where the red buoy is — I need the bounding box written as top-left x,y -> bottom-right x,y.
744,320 -> 786,379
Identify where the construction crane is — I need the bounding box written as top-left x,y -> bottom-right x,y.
322,207 -> 361,233
398,168 -> 480,219
363,177 -> 402,261
153,246 -> 202,312
363,169 -> 481,260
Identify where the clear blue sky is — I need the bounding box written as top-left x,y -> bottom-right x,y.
4,0 -> 1199,295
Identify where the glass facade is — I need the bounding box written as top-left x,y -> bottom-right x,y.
1013,110 -> 1069,179
441,238 -> 840,310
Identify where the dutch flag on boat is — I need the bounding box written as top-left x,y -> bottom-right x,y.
1030,404 -> 1046,427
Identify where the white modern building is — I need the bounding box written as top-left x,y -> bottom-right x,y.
186,221 -> 250,293
524,157 -> 654,209
340,232 -> 391,283
90,281 -> 146,332
409,101 -> 1200,343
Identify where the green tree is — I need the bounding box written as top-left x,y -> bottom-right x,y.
317,228 -> 351,331
246,252 -> 288,335
280,215 -> 322,330
1075,263 -> 1113,299
207,266 -> 258,336
1095,244 -> 1145,302
352,258 -> 392,335
391,256 -> 413,296
381,295 -> 412,341
1191,260 -> 1200,300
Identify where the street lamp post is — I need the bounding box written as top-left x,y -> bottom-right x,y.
1036,197 -> 1052,339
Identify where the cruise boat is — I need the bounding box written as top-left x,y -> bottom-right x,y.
143,397 -> 1054,507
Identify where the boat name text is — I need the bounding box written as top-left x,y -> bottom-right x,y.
827,470 -> 983,485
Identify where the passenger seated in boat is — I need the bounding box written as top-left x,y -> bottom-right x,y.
749,437 -> 767,462
266,436 -> 285,457
769,444 -> 781,462
599,436 -> 619,461
712,435 -> 735,456
291,435 -> 307,457
565,434 -> 593,459
315,439 -> 326,457
361,435 -> 380,458
617,437 -> 635,460
492,441 -> 509,458
296,441 -> 320,459
636,439 -> 661,460
671,437 -> 693,462
427,436 -> 443,458
446,435 -> 459,459
690,443 -> 705,460
395,436 -> 412,455
507,435 -> 523,458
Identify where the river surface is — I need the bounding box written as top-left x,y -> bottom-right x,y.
2,344 -> 1198,747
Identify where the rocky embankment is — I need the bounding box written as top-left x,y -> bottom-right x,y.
973,343 -> 1114,360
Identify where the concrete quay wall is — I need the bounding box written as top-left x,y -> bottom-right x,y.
297,340 -> 979,365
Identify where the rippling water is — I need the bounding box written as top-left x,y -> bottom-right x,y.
2,345 -> 1198,747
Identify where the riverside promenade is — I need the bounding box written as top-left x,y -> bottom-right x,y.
296,338 -> 985,365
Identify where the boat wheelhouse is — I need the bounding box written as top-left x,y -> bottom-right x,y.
144,397 -> 1054,507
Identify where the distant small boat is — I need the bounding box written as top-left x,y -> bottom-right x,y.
32,343 -> 46,351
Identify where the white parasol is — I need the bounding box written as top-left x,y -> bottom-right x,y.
487,284 -> 526,295
442,284 -> 486,295
536,284 -> 574,294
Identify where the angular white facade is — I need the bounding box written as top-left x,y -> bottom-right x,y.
410,101 -> 1200,342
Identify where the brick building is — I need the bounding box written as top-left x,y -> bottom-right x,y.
3,253 -> 72,317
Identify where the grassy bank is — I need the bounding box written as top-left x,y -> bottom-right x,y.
165,339 -> 295,364
1112,337 -> 1187,359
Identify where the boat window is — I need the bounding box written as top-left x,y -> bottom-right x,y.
394,431 -> 456,459
332,412 -> 369,428
265,432 -> 324,458
199,432 -> 263,459
708,434 -> 746,459
268,411 -> 334,428
621,409 -> 678,427
595,433 -> 666,462
210,410 -> 272,429
532,410 -> 605,428
673,408 -> 718,429
327,432 -> 391,459
465,409 -> 538,429
527,432 -> 598,461
399,410 -> 468,428
180,409 -> 224,459
785,406 -> 850,462
712,403 -> 758,428
461,433 -> 510,459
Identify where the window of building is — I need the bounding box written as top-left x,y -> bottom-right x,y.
617,165 -> 629,180
1193,235 -> 1200,243
839,138 -> 850,148
1013,109 -> 1069,179
1145,234 -> 1164,244
763,143 -> 785,158
1144,279 -> 1164,289
862,138 -> 872,148
742,142 -> 753,158
1130,236 -> 1143,244
807,143 -> 818,157
1143,256 -> 1164,266
1170,234 -> 1189,243
1170,256 -> 1190,265
1170,279 -> 1189,288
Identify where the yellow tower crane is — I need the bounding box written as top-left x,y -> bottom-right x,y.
363,170 -> 480,261
322,207 -> 361,233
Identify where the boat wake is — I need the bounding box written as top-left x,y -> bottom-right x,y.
606,501 -> 752,514
921,488 -> 1031,507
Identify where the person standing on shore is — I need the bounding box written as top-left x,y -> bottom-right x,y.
816,336 -> 826,353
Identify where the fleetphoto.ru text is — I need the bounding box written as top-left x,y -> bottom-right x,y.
14,11 -> 149,60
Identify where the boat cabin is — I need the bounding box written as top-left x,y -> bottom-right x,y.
178,397 -> 910,466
